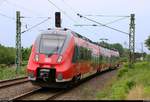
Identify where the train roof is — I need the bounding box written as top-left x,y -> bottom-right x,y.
42,28 -> 119,53
70,29 -> 119,52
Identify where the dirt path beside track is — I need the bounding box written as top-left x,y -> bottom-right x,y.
55,69 -> 118,100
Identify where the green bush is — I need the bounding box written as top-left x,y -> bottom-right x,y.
110,82 -> 128,99
126,79 -> 136,89
117,67 -> 128,78
21,61 -> 28,66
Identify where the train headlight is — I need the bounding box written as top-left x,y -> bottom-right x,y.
28,71 -> 36,80
57,56 -> 62,63
57,73 -> 63,80
28,71 -> 34,78
35,54 -> 39,62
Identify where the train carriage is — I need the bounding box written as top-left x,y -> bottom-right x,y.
27,28 -> 120,88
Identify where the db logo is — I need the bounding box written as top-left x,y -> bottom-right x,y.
45,58 -> 51,62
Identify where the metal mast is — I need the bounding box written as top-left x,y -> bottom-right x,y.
129,14 -> 135,67
15,11 -> 21,74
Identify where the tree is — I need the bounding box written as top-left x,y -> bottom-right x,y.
110,43 -> 124,56
145,36 -> 150,50
0,44 -> 33,65
99,41 -> 110,48
0,44 -> 15,65
98,42 -> 124,57
22,46 -> 32,61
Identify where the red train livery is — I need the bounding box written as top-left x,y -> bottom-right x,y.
27,28 -> 120,87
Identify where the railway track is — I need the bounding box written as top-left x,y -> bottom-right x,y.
0,77 -> 28,89
9,87 -> 42,100
9,88 -> 67,100
8,68 -> 118,100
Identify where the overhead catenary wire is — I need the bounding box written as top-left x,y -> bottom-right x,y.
74,17 -> 128,27
61,0 -> 130,37
5,0 -> 42,16
21,17 -> 50,34
123,42 -> 143,53
85,14 -> 130,18
0,12 -> 47,29
47,0 -> 77,23
77,13 -> 129,35
61,0 -> 129,42
20,16 -> 51,19
60,0 -> 130,36
57,1 -> 100,40
104,17 -> 129,25
61,0 -> 78,14
74,24 -> 97,26
47,0 -> 64,13
49,0 -> 131,46
0,12 -> 15,20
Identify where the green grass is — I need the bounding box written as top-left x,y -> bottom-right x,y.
0,66 -> 27,80
96,61 -> 150,100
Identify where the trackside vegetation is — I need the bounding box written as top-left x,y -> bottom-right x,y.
0,66 -> 27,80
0,44 -> 31,80
96,61 -> 150,100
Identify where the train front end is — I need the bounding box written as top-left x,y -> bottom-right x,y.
27,29 -> 75,87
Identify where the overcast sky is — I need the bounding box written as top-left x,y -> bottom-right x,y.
0,0 -> 149,53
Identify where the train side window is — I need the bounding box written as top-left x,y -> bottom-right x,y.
85,47 -> 89,61
88,49 -> 92,60
99,55 -> 103,62
83,47 -> 86,60
72,45 -> 79,63
79,46 -> 84,60
96,56 -> 98,64
74,46 -> 92,61
97,56 -> 99,64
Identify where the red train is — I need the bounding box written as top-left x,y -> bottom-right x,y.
27,28 -> 120,88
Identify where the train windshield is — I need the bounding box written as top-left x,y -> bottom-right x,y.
39,34 -> 66,55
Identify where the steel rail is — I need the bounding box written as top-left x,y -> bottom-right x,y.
9,88 -> 42,101
46,90 -> 67,100
0,77 -> 28,88
0,76 -> 27,83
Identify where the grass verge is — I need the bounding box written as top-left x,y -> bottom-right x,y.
0,66 -> 27,80
96,61 -> 150,100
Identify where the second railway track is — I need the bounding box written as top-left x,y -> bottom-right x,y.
0,76 -> 28,88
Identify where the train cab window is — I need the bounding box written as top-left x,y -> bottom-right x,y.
39,34 -> 66,55
35,35 -> 41,53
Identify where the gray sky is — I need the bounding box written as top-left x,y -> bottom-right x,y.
0,0 -> 149,53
